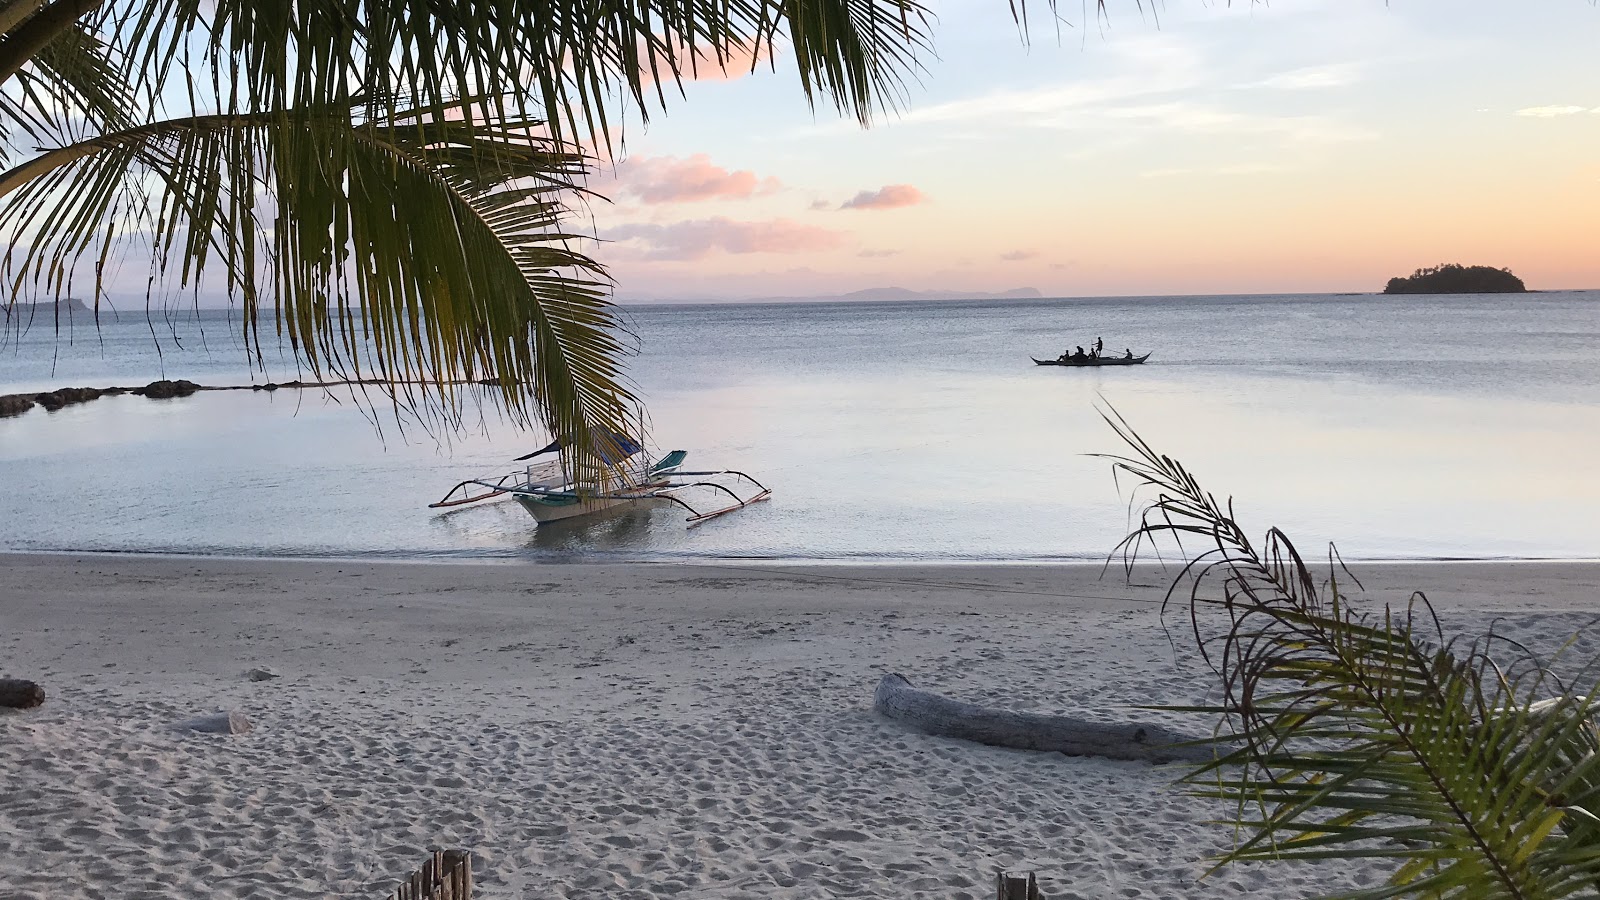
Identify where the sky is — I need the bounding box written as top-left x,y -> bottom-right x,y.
575,0 -> 1600,301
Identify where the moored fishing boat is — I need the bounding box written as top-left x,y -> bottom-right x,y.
429,432 -> 771,525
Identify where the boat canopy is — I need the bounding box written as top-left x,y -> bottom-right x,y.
515,430 -> 642,464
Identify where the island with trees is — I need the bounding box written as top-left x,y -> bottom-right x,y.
1383,264 -> 1526,294
4,298 -> 92,318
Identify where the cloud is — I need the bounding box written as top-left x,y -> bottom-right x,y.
872,33 -> 1375,152
808,199 -> 832,211
1514,105 -> 1594,118
1000,250 -> 1038,262
612,154 -> 780,204
1140,162 -> 1297,178
858,249 -> 900,258
904,80 -> 1373,148
1246,64 -> 1363,91
638,42 -> 774,86
839,184 -> 924,210
901,34 -> 1203,128
681,42 -> 773,82
604,217 -> 844,261
1100,103 -> 1378,144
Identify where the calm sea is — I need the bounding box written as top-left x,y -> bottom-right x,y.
3,292 -> 1598,562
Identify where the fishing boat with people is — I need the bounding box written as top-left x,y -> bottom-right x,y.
429,431 -> 771,525
1032,352 -> 1150,367
1036,337 -> 1150,367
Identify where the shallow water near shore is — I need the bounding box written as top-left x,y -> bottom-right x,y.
2,291 -> 1599,562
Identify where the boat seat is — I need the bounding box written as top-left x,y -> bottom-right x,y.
650,450 -> 688,475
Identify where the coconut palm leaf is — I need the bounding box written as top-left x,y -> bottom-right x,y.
1099,405 -> 1600,899
91,0 -> 935,150
0,0 -> 948,443
0,20 -> 131,160
0,0 -> 1149,442
0,105 -> 636,458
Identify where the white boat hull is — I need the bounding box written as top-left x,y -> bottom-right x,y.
513,491 -> 662,523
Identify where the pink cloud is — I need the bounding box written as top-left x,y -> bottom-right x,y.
681,42 -> 774,82
605,217 -> 844,261
1000,250 -> 1038,261
840,184 -> 925,210
637,42 -> 775,86
613,154 -> 780,204
858,249 -> 900,258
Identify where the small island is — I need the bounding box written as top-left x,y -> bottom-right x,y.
4,297 -> 92,317
1383,264 -> 1526,294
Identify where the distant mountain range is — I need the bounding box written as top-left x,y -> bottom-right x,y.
819,286 -> 1042,302
646,286 -> 1046,305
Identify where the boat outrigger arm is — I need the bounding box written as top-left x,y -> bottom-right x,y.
428,470 -> 534,508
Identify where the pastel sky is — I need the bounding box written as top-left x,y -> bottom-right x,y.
580,0 -> 1600,301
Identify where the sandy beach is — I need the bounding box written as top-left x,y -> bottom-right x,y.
2,554 -> 1598,899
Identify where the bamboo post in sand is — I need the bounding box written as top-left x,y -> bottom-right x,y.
388,849 -> 471,900
0,678 -> 44,709
996,871 -> 1042,900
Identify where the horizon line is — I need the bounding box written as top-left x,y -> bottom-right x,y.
611,287 -> 1599,308
8,286 -> 1598,317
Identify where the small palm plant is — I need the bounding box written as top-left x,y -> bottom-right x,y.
1100,406 -> 1600,899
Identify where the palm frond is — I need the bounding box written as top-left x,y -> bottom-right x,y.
1099,404 -> 1600,899
94,0 -> 935,149
0,18 -> 132,162
0,105 -> 637,457
0,0 -> 944,443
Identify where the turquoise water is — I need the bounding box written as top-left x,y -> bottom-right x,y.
3,292 -> 1599,561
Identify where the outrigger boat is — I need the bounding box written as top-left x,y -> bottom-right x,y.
1032,352 -> 1150,367
428,432 -> 771,526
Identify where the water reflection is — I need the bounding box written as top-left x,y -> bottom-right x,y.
517,503 -> 676,554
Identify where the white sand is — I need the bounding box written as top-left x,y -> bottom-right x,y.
2,555 -> 1598,899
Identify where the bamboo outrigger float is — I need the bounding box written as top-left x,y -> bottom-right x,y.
429,433 -> 771,526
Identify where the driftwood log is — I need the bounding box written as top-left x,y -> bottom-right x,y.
173,711 -> 253,734
873,673 -> 1212,764
0,679 -> 45,709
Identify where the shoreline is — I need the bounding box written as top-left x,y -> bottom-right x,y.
7,547 -> 1600,567
6,552 -> 1600,608
4,555 -> 1598,898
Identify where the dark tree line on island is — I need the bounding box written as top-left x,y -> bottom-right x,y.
1384,263 -> 1527,294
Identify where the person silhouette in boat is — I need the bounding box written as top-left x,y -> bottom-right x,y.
1123,348 -> 1134,360
1074,345 -> 1086,360
1094,337 -> 1103,357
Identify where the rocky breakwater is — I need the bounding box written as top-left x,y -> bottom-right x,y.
0,379 -> 200,418
1,376 -> 483,419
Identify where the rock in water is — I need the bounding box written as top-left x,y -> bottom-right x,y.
174,711 -> 253,734
138,379 -> 200,400
243,667 -> 280,682
32,387 -> 103,411
0,395 -> 35,418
